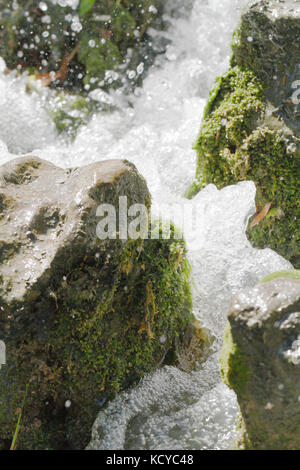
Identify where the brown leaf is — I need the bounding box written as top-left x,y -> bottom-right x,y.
35,44 -> 79,86
55,51 -> 70,82
35,72 -> 52,87
250,201 -> 272,228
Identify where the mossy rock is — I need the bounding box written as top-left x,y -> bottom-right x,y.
220,322 -> 251,398
0,156 -> 197,449
220,276 -> 300,449
192,0 -> 300,267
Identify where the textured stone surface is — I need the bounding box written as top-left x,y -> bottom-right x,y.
221,275 -> 300,449
0,156 -> 148,305
0,156 -> 194,449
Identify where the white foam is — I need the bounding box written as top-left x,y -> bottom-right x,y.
0,0 -> 291,450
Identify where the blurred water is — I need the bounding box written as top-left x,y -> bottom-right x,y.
0,0 -> 292,450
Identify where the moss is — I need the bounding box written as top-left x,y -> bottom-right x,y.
0,225 -> 195,450
48,93 -> 96,137
230,7 -> 300,93
220,322 -> 251,397
184,180 -> 203,200
0,194 -> 15,219
53,231 -> 193,400
0,0 -> 165,92
78,35 -> 122,87
0,241 -> 20,264
193,64 -> 300,267
260,270 -> 300,283
195,65 -> 265,187
233,414 -> 251,451
111,5 -> 136,44
220,282 -> 300,450
0,1 -> 166,135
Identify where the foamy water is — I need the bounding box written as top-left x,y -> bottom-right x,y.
0,0 -> 292,449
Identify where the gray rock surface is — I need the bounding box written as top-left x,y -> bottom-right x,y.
0,156 -> 148,306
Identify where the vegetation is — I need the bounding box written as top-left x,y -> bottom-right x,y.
220,322 -> 251,397
192,65 -> 300,267
0,0 -> 165,92
0,226 -> 197,449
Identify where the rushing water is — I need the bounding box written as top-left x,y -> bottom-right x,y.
0,0 -> 293,449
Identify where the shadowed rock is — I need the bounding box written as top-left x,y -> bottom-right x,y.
221,274 -> 300,449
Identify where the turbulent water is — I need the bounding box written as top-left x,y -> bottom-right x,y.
0,0 -> 293,450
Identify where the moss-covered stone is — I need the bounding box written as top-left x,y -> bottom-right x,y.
220,322 -> 251,398
192,0 -> 300,267
220,277 -> 300,450
0,156 -> 197,450
195,66 -> 265,186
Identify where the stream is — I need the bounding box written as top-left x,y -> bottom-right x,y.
0,0 -> 293,450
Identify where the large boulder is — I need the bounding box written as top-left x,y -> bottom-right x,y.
191,0 -> 300,267
0,156 -> 194,449
220,272 -> 300,449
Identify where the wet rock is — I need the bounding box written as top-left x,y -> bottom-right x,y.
191,0 -> 300,267
220,273 -> 300,449
0,156 -> 193,449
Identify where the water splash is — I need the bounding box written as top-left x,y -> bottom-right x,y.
0,0 -> 291,450
87,179 -> 290,450
87,355 -> 239,450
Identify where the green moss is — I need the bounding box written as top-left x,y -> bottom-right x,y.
78,35 -> 122,87
195,65 -> 265,186
0,0 -> 164,92
49,93 -> 96,137
0,241 -> 19,264
202,74 -> 226,120
0,1 -> 166,135
0,225 -> 195,449
184,180 -> 203,200
53,231 -> 193,400
220,322 -> 251,397
230,8 -> 300,92
111,5 -> 136,44
193,64 -> 300,267
260,270 -> 300,283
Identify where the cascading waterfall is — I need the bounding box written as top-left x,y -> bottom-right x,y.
0,0 -> 292,449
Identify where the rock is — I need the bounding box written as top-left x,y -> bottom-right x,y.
220,273 -> 300,449
0,156 -> 194,449
191,0 -> 300,267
